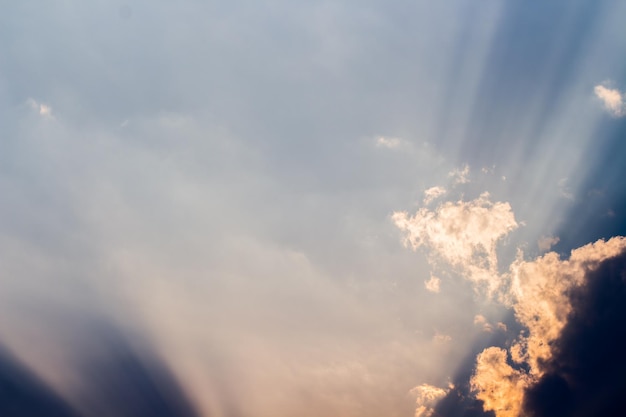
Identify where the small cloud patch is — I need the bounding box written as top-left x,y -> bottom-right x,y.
424,275 -> 441,293
594,83 -> 626,117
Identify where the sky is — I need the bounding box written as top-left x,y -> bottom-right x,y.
1,1 -> 626,417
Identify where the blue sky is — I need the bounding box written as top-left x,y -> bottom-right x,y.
1,2 -> 626,417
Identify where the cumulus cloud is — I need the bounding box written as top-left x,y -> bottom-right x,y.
423,186 -> 447,205
393,192 -> 518,296
594,84 -> 626,117
410,383 -> 450,417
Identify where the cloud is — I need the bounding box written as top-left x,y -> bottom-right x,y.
5,2 -> 626,416
396,185 -> 626,417
26,98 -> 54,119
508,237 -> 626,375
473,314 -> 491,332
424,275 -> 441,293
433,333 -> 452,344
594,84 -> 626,117
473,314 -> 506,333
393,192 -> 518,296
423,186 -> 447,205
470,347 -> 530,417
410,383 -> 450,417
469,237 -> 626,417
537,235 -> 559,252
448,165 -> 470,185
375,136 -> 406,149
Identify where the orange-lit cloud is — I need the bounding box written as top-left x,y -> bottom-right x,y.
507,236 -> 626,376
471,237 -> 626,417
395,182 -> 626,417
410,383 -> 450,417
470,347 -> 530,417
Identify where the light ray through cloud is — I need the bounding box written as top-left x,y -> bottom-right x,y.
1,1 -> 626,417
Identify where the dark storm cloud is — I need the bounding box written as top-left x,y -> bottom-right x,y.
0,323 -> 201,417
0,345 -> 80,417
433,312 -> 520,417
522,251 -> 626,417
70,325 -> 203,417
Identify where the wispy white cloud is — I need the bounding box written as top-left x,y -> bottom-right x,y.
594,84 -> 626,117
395,182 -> 626,417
